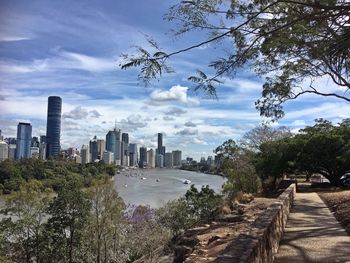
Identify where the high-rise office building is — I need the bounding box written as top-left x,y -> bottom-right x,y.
156,154 -> 164,168
157,133 -> 165,155
172,150 -> 182,167
139,147 -> 147,168
8,144 -> 16,160
16,122 -> 32,159
106,128 -> 121,164
81,144 -> 90,165
164,152 -> 173,168
0,141 -> 8,162
147,148 -> 155,168
102,151 -> 114,164
97,139 -> 105,159
46,96 -> 62,159
121,133 -> 129,166
89,136 -> 99,161
128,143 -> 138,166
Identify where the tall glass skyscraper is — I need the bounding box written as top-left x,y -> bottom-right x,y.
16,122 -> 32,159
46,96 -> 62,159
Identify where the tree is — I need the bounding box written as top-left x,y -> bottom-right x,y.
121,0 -> 350,120
185,185 -> 223,221
241,124 -> 292,150
0,180 -> 51,263
255,119 -> 350,186
45,181 -> 92,263
87,180 -> 126,263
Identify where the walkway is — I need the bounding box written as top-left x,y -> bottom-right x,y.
274,192 -> 350,263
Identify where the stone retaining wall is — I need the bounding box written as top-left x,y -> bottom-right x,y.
214,183 -> 296,263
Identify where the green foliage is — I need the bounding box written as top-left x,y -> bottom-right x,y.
45,181 -> 92,262
0,180 -> 51,262
185,185 -> 223,221
157,198 -> 196,237
0,159 -> 116,194
255,118 -> 350,187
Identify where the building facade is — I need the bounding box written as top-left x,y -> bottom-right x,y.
172,150 -> 182,167
139,147 -> 147,168
16,122 -> 32,159
147,148 -> 155,168
128,143 -> 138,166
102,151 -> 114,164
81,144 -> 90,165
164,152 -> 173,168
0,141 -> 8,162
46,96 -> 62,159
156,154 -> 164,168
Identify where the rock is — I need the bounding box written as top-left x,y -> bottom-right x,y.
173,245 -> 193,263
176,236 -> 200,248
207,235 -> 220,245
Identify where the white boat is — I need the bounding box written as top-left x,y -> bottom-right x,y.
124,184 -> 128,188
183,179 -> 191,184
141,177 -> 147,180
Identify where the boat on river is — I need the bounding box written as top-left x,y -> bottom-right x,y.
183,179 -> 191,184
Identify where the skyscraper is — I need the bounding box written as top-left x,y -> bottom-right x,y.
89,136 -> 98,161
121,133 -> 129,166
81,144 -> 90,165
147,148 -> 155,168
164,152 -> 173,168
46,96 -> 62,159
157,133 -> 165,155
106,128 -> 121,165
139,147 -> 147,168
172,150 -> 182,167
128,143 -> 138,166
0,141 -> 8,162
16,122 -> 32,159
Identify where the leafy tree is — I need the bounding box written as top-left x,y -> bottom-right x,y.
121,0 -> 350,119
45,181 -> 91,263
0,180 -> 51,262
185,185 -> 223,221
157,198 -> 196,238
87,180 -> 126,263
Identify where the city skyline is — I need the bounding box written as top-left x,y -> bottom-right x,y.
1,1 -> 349,160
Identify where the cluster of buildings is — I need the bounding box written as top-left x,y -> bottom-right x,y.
0,96 -> 62,162
76,131 -> 182,169
0,96 -> 183,169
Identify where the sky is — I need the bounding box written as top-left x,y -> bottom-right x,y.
0,0 -> 349,160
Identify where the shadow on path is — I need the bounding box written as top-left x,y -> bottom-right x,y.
274,192 -> 350,263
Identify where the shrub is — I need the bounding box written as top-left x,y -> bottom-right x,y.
185,185 -> 223,222
157,198 -> 196,237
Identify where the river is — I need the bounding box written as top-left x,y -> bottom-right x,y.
114,168 -> 226,208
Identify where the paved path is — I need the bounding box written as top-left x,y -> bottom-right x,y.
274,192 -> 350,263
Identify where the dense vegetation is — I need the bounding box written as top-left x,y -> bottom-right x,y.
215,118 -> 350,196
0,159 -> 117,194
0,180 -> 223,263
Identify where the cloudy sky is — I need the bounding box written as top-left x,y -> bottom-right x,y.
0,0 -> 349,160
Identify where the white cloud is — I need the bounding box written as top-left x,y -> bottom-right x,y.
63,106 -> 89,120
0,36 -> 31,42
0,50 -> 116,74
150,85 -> 200,106
291,120 -> 306,126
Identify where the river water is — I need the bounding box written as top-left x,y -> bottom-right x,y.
114,168 -> 226,208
